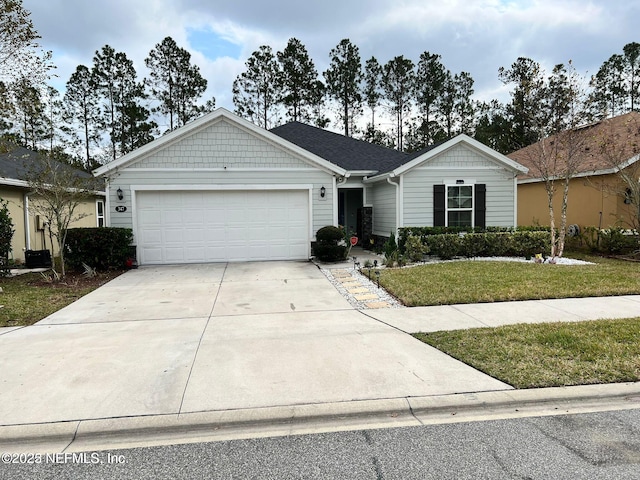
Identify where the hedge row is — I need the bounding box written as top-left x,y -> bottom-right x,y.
65,227 -> 134,270
402,231 -> 552,261
398,226 -> 550,251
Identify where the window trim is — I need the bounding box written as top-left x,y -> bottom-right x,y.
445,184 -> 474,228
96,200 -> 105,227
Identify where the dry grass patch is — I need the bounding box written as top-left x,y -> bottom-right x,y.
414,318 -> 640,388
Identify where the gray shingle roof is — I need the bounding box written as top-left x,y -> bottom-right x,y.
0,145 -> 101,189
270,122 -> 409,174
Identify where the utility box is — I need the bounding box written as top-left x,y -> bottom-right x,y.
25,249 -> 52,268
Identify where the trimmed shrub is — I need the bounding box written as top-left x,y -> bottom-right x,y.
313,244 -> 347,261
599,228 -> 638,254
404,234 -> 428,262
460,233 -> 487,258
426,234 -> 462,260
483,233 -> 513,256
316,225 -> 344,243
65,228 -> 134,271
313,225 -> 347,261
511,231 -> 552,257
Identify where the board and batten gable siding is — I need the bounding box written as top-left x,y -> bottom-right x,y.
106,118 -> 335,239
402,144 -> 517,227
369,180 -> 397,236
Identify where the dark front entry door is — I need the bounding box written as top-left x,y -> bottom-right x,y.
338,189 -> 363,238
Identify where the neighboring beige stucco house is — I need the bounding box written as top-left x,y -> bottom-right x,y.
0,146 -> 106,264
510,112 -> 640,230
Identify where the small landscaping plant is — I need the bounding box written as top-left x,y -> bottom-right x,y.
0,199 -> 14,276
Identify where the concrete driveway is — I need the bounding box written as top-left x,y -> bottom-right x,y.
0,262 -> 510,427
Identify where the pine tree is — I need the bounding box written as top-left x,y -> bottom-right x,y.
324,39 -> 363,136
64,65 -> 101,169
145,36 -> 208,133
277,38 -> 321,123
498,57 -> 547,150
382,56 -> 415,151
232,45 -> 282,129
363,56 -> 382,129
415,51 -> 446,145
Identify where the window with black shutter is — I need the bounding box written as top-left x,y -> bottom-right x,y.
433,183 -> 486,227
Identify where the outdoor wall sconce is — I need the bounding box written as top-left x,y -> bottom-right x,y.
320,186 -> 326,198
117,187 -> 123,201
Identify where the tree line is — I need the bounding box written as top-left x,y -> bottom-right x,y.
2,0 -> 640,172
1,2 -> 214,170
232,37 -> 640,154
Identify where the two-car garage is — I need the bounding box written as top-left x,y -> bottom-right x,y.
95,109 -> 346,266
135,189 -> 311,264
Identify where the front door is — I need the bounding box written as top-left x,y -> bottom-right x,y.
338,189 -> 363,239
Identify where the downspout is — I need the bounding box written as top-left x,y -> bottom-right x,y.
387,176 -> 401,239
23,193 -> 31,251
513,174 -> 518,227
332,176 -> 338,226
105,182 -> 112,227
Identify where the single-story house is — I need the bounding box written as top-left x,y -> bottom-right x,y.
0,145 -> 106,264
510,112 -> 640,229
94,108 -> 528,265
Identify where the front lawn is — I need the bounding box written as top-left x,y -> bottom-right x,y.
0,271 -> 123,327
379,255 -> 640,306
414,318 -> 640,388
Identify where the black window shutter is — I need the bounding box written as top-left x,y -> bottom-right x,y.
434,184 -> 445,226
474,184 -> 486,228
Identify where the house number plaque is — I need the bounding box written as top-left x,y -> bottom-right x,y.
115,206 -> 127,213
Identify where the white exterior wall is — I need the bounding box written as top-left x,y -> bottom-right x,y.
369,181 -> 397,236
402,144 -> 517,227
105,119 -> 335,241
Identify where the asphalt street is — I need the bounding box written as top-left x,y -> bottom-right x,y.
2,409 -> 640,479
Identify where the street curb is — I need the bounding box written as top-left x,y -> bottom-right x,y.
2,382 -> 640,453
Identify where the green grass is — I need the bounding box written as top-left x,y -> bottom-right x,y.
379,254 -> 640,306
0,272 -> 111,327
414,318 -> 640,388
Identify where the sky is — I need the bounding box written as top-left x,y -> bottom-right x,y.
21,0 -> 640,131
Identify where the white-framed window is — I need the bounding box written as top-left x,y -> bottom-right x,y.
446,185 -> 473,227
96,200 -> 105,227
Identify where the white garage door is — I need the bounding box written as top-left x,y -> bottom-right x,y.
136,190 -> 310,264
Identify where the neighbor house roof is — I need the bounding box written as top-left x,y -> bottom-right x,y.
509,111 -> 640,183
0,144 -> 102,190
269,121 -> 408,174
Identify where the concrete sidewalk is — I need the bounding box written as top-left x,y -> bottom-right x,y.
1,261 -> 640,453
365,295 -> 640,333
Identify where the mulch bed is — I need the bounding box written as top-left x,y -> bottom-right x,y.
25,269 -> 126,288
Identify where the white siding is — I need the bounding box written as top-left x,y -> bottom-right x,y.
402,144 -> 517,227
110,170 -> 334,239
106,118 -> 336,243
370,181 -> 397,236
